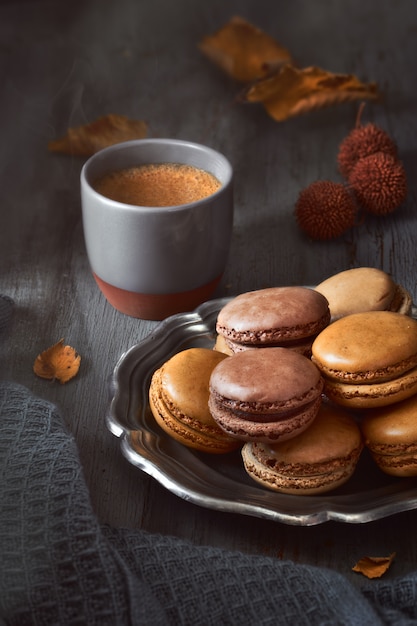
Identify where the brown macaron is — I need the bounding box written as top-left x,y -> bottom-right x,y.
148,348 -> 239,454
315,267 -> 412,321
361,394 -> 417,476
241,403 -> 363,495
208,347 -> 324,443
215,286 -> 330,356
311,311 -> 417,409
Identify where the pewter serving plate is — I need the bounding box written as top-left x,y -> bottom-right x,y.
107,297 -> 417,526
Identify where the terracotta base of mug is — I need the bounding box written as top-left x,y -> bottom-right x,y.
93,273 -> 222,320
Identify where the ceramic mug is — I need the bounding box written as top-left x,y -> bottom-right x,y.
80,138 -> 233,320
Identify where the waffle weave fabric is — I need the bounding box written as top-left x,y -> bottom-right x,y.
1,298 -> 417,625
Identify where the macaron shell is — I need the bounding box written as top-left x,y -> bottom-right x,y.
323,365 -> 417,409
216,286 -> 330,345
361,394 -> 417,476
161,348 -> 226,424
315,267 -> 397,320
148,348 -> 239,453
311,311 -> 417,383
241,404 -> 363,494
209,347 -> 323,408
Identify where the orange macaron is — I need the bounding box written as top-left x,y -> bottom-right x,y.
361,394 -> 417,476
241,403 -> 363,495
148,348 -> 239,454
311,311 -> 417,409
315,267 -> 412,321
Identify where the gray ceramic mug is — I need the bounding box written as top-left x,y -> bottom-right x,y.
80,138 -> 233,320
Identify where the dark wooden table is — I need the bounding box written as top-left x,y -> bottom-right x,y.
2,0 -> 417,587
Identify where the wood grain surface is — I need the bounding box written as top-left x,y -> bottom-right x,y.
1,0 -> 417,587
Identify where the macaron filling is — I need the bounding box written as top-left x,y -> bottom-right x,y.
209,389 -> 323,422
209,394 -> 322,442
217,319 -> 330,345
222,334 -> 321,355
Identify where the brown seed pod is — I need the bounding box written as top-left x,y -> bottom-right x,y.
337,122 -> 398,179
295,180 -> 358,240
349,152 -> 407,215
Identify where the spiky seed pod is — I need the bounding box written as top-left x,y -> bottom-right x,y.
337,123 -> 398,179
295,180 -> 358,240
349,152 -> 407,215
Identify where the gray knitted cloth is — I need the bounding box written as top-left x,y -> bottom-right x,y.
1,295 -> 417,625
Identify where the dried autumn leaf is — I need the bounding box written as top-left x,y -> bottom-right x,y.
199,15 -> 292,82
240,64 -> 380,122
48,114 -> 148,156
352,552 -> 396,579
33,339 -> 81,384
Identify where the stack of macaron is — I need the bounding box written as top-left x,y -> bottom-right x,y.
147,267 -> 417,495
310,270 -> 417,480
207,346 -> 363,495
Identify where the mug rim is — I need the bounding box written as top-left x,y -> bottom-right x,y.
80,138 -> 233,212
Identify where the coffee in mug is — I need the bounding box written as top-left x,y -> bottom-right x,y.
93,163 -> 221,207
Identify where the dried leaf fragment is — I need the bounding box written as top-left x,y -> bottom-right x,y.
48,114 -> 148,156
33,339 -> 81,384
352,552 -> 396,579
241,64 -> 379,121
199,16 -> 292,82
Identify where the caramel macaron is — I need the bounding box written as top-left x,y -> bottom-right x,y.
361,394 -> 417,476
208,347 -> 324,443
241,403 -> 363,495
215,286 -> 330,356
149,348 -> 239,454
311,311 -> 417,409
315,267 -> 412,321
